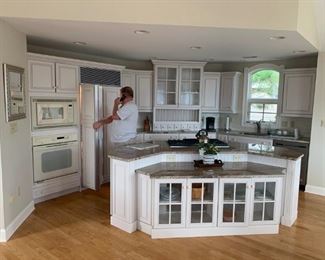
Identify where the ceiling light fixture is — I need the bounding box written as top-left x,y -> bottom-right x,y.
134,30 -> 150,35
73,41 -> 87,46
269,36 -> 286,40
242,55 -> 258,59
293,50 -> 307,54
190,46 -> 202,50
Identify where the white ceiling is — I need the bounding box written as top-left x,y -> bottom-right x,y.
2,17 -> 318,62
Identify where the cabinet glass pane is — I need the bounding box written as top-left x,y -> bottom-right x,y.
181,82 -> 191,92
191,94 -> 200,106
167,80 -> 176,92
192,183 -> 203,202
254,182 -> 265,201
159,205 -> 169,224
191,82 -> 200,93
170,205 -> 182,224
167,93 -> 176,105
167,68 -> 177,80
182,69 -> 191,80
235,183 -> 246,201
266,182 -> 276,201
180,94 -> 190,105
159,183 -> 170,202
202,204 -> 213,223
203,183 -> 214,202
253,202 -> 263,221
171,183 -> 182,203
191,69 -> 201,80
234,204 -> 245,222
223,204 -> 233,222
264,202 -> 274,221
157,67 -> 167,79
224,183 -> 234,201
156,93 -> 166,105
157,80 -> 166,92
191,204 -> 201,223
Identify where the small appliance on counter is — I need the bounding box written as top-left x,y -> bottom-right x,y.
195,129 -> 209,143
205,117 -> 216,132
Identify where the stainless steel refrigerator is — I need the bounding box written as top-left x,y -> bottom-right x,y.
80,84 -> 119,191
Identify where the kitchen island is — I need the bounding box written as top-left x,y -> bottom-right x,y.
108,141 -> 303,238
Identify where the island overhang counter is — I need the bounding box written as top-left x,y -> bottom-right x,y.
108,141 -> 303,238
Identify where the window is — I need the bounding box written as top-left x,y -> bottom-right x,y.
243,65 -> 283,124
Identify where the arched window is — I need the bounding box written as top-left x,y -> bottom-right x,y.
243,64 -> 283,124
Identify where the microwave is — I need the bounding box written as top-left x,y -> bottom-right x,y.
32,99 -> 77,129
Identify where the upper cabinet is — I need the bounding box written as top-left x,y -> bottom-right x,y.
201,72 -> 221,112
281,68 -> 316,118
152,60 -> 206,108
219,72 -> 241,113
121,69 -> 153,112
29,58 -> 79,94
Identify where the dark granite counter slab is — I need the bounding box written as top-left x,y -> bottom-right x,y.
135,162 -> 285,179
107,141 -> 303,162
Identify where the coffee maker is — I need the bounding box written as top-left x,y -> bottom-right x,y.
205,117 -> 216,131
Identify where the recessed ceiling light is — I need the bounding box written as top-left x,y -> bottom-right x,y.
134,30 -> 150,35
190,46 -> 202,50
293,50 -> 307,54
73,41 -> 87,46
242,55 -> 258,59
269,36 -> 286,40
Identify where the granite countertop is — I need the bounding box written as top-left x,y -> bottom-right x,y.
107,141 -> 304,162
135,162 -> 286,179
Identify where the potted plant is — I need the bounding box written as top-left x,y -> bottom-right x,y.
198,143 -> 220,165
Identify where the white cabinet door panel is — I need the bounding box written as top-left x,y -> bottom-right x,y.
136,73 -> 153,111
29,60 -> 55,92
56,63 -> 79,93
202,74 -> 220,111
121,71 -> 136,102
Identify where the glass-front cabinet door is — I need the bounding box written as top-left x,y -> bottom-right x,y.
218,178 -> 250,226
179,67 -> 202,107
250,177 -> 283,225
186,179 -> 218,227
155,66 -> 178,106
154,179 -> 186,228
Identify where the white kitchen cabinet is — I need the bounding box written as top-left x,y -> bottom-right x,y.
28,60 -> 55,92
186,179 -> 218,227
250,177 -> 283,225
218,178 -> 250,227
136,72 -> 153,112
55,63 -> 79,93
219,72 -> 241,113
29,59 -> 79,94
121,70 -> 136,102
153,179 -> 187,228
201,72 -> 221,112
155,65 -> 178,107
282,68 -> 316,117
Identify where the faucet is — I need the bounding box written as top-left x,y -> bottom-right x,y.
255,120 -> 262,134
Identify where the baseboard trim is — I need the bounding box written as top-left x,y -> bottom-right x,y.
0,201 -> 34,242
305,185 -> 325,196
111,216 -> 137,233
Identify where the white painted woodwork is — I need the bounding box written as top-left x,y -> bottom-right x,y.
282,69 -> 316,117
121,70 -> 136,102
219,72 -> 241,113
218,178 -> 250,227
28,60 -> 55,92
136,72 -> 153,112
137,174 -> 152,225
201,72 -> 221,111
217,133 -> 273,146
55,63 -> 79,93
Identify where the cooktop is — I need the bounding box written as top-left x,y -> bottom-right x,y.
167,138 -> 230,148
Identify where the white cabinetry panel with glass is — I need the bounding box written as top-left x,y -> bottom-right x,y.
201,72 -> 221,112
281,68 -> 316,118
219,72 -> 241,113
28,58 -> 79,94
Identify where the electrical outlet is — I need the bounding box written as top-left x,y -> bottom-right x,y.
290,121 -> 295,128
166,154 -> 176,162
9,122 -> 17,134
281,120 -> 288,128
233,154 -> 241,161
9,195 -> 15,204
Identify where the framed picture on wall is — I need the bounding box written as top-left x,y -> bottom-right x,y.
3,64 -> 26,122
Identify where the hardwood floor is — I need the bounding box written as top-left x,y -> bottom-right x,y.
1,186 -> 324,260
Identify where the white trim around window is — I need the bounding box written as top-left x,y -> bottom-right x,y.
242,63 -> 285,127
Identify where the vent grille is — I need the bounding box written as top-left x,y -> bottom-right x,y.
80,67 -> 120,86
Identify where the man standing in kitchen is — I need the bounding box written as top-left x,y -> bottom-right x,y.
93,86 -> 138,145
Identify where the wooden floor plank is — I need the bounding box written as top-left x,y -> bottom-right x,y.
1,186 -> 324,260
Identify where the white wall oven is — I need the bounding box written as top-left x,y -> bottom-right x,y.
32,99 -> 77,129
33,133 -> 79,182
